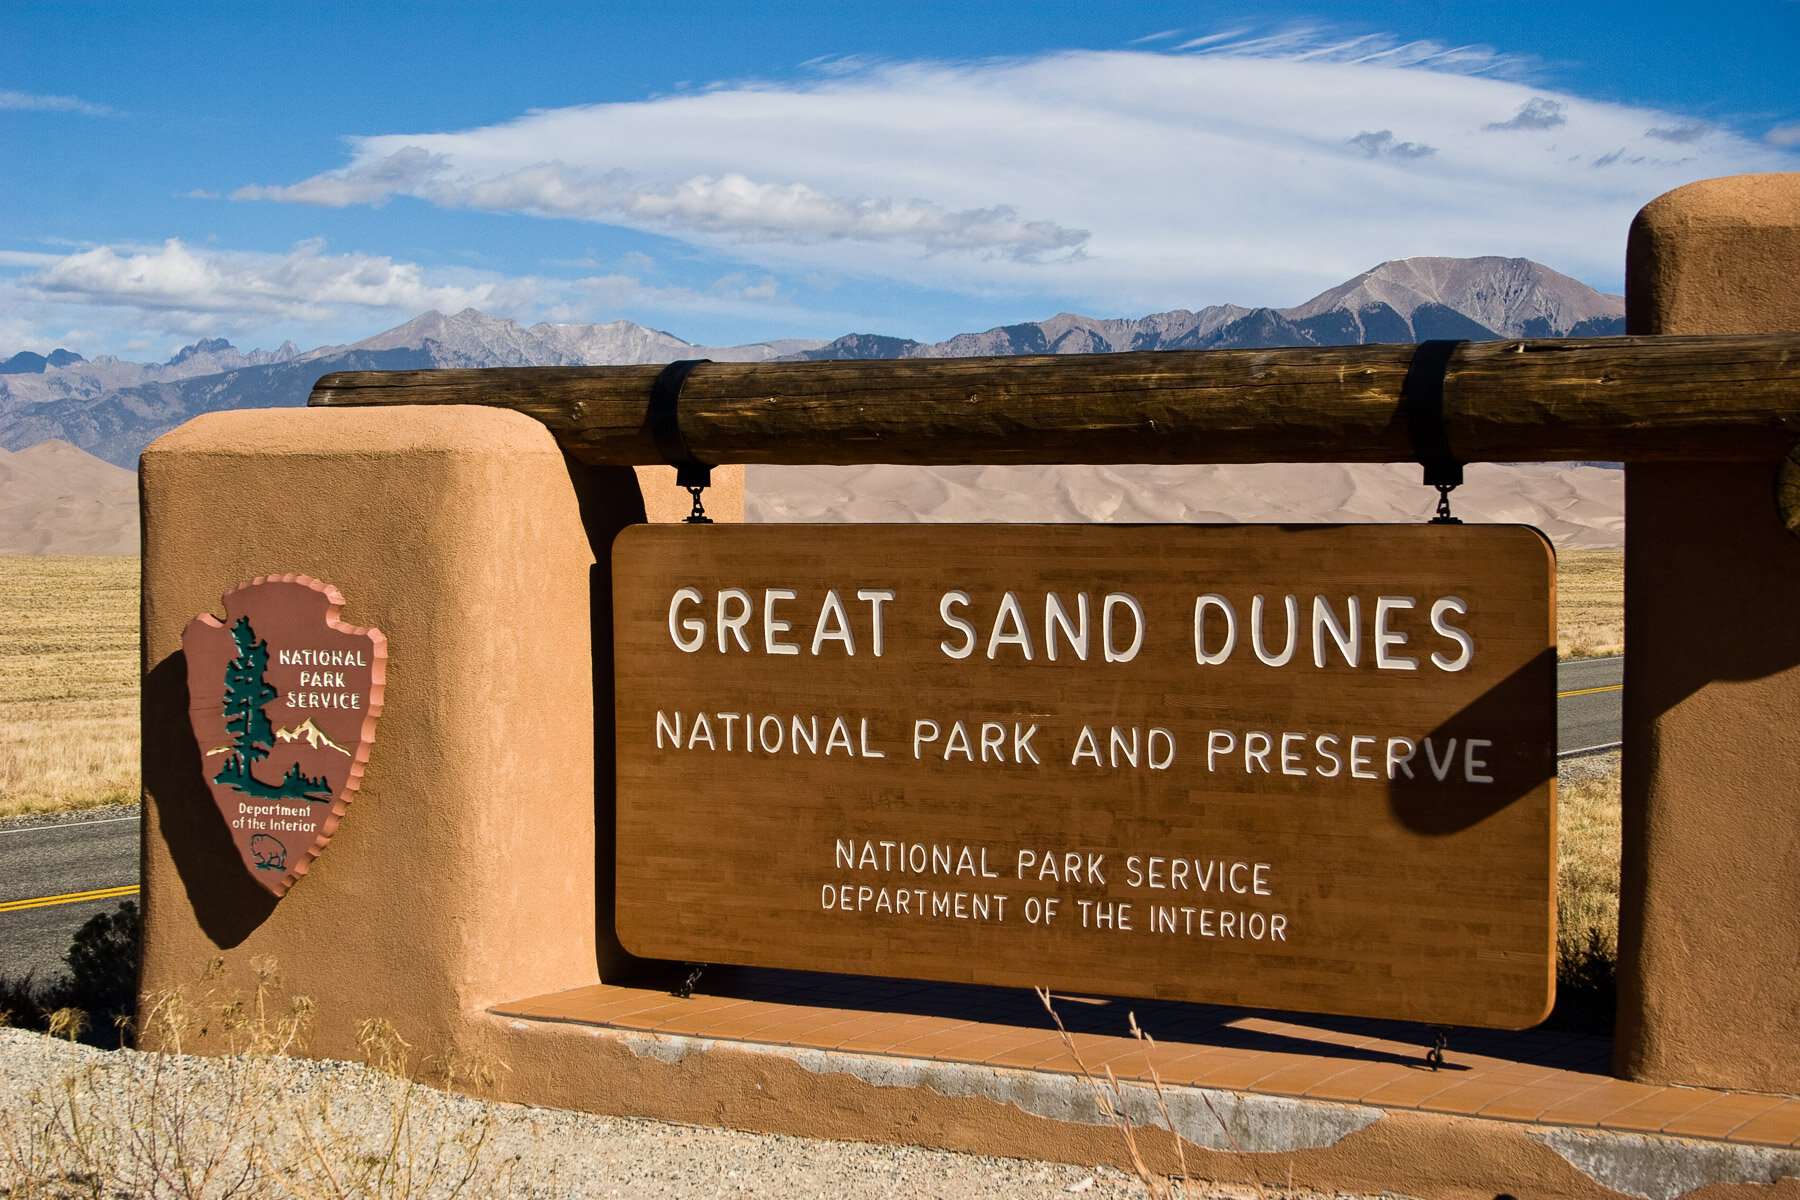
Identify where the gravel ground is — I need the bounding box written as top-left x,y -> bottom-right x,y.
0,801 -> 139,833
0,1028 -> 1395,1200
1556,749 -> 1620,788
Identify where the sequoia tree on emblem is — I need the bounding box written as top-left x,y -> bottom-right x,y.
183,575 -> 386,897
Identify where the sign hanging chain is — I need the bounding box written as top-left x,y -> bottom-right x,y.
649,358 -> 715,524
1428,470 -> 1463,525
1403,339 -> 1468,526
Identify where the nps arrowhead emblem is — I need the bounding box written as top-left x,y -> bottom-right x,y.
182,575 -> 386,897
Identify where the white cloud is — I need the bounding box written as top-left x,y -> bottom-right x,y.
4,238 -> 811,346
239,153 -> 1086,260
0,89 -> 116,116
231,39 -> 1794,313
16,238 -> 542,336
1768,123 -> 1800,148
0,250 -> 63,268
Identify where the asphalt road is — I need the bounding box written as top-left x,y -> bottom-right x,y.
1556,654 -> 1624,757
1,656 -> 1624,985
0,815 -> 140,987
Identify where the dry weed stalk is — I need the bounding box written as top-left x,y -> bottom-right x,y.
0,959 -> 527,1200
269,1018 -> 518,1200
1037,988 -> 1271,1200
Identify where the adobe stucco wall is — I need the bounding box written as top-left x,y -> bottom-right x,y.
138,405 -> 645,1058
1618,173 -> 1800,1091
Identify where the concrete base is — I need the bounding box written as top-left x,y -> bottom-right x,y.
470,983 -> 1800,1200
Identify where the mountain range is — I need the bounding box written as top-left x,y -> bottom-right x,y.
0,255 -> 1622,471
784,257 -> 1624,359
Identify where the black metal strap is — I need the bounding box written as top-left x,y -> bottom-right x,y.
649,358 -> 713,490
1404,339 -> 1466,522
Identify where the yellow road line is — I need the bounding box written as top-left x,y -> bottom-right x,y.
1558,683 -> 1622,698
0,884 -> 138,915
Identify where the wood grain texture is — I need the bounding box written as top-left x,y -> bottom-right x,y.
612,523 -> 1556,1028
308,335 -> 1800,464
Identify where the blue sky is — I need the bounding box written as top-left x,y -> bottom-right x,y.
3,1 -> 1796,359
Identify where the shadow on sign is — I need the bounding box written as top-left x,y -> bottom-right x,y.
1387,646 -> 1558,836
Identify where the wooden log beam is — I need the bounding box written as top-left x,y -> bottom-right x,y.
308,333 -> 1800,465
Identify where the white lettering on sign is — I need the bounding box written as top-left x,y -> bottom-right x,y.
285,691 -> 361,710
1145,907 -> 1289,941
1200,728 -> 1493,783
818,836 -> 1297,941
834,840 -> 1001,877
276,649 -> 368,667
663,584 -> 1479,674
655,711 -> 890,758
946,590 -> 1147,664
1430,597 -> 1475,671
1191,592 -> 1473,672
1251,594 -> 1298,667
1069,726 -> 1175,769
668,586 -> 897,656
820,884 -> 1010,921
1045,593 -> 1088,661
1123,857 -> 1271,894
911,719 -> 1041,764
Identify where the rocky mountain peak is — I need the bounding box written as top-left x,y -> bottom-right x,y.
1288,256 -> 1625,339
167,337 -> 237,366
1,348 -> 87,375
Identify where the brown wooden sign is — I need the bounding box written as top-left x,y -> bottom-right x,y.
184,575 -> 386,897
613,524 -> 1556,1028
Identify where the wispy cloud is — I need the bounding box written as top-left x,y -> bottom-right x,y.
1645,121 -> 1710,145
1177,29 -> 1530,76
228,39 -> 1791,316
0,89 -> 116,116
238,152 -> 1087,260
1768,123 -> 1800,148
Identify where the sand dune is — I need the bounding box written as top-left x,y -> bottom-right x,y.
747,462 -> 1623,550
0,441 -> 139,555
0,439 -> 1623,557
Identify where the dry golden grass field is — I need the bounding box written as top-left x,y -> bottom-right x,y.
0,557 -> 139,819
1556,761 -> 1623,976
1557,549 -> 1625,659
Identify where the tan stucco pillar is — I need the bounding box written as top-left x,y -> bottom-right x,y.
139,406 -> 646,1060
1617,174 -> 1800,1091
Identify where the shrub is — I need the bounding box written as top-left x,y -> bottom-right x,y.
0,899 -> 139,1045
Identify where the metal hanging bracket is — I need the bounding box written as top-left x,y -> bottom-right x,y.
1427,1026 -> 1451,1070
649,358 -> 715,524
675,962 -> 707,999
1404,339 -> 1468,525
